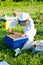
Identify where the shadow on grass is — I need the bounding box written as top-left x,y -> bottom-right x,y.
37,30 -> 43,35
34,29 -> 43,40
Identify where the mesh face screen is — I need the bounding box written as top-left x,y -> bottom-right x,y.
18,20 -> 30,26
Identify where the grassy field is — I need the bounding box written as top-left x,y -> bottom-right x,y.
0,2 -> 43,65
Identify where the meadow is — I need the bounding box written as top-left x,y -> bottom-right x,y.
0,1 -> 43,65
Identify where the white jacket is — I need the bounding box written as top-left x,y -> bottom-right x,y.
22,14 -> 36,41
9,13 -> 36,41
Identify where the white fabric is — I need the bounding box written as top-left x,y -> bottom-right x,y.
9,12 -> 37,56
2,14 -> 15,20
9,19 -> 18,28
22,15 -> 36,41
18,12 -> 29,21
0,61 -> 9,65
9,12 -> 36,41
22,41 -> 32,50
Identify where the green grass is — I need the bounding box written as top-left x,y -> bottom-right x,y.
0,2 -> 43,65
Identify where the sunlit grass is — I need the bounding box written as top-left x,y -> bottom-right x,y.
0,2 -> 43,65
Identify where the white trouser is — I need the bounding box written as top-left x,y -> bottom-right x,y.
21,40 -> 32,50
14,40 -> 32,56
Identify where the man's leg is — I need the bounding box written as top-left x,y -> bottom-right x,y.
14,41 -> 32,56
21,40 -> 32,50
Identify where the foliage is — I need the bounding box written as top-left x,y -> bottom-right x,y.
0,0 -> 43,2
0,1 -> 43,65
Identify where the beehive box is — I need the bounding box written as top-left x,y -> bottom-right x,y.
4,32 -> 28,49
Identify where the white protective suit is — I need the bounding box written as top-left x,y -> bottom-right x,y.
9,12 -> 36,56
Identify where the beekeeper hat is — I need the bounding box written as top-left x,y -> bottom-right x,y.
18,13 -> 29,21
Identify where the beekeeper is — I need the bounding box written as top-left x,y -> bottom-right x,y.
8,12 -> 36,56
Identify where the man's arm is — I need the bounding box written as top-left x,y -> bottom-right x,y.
8,19 -> 18,34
